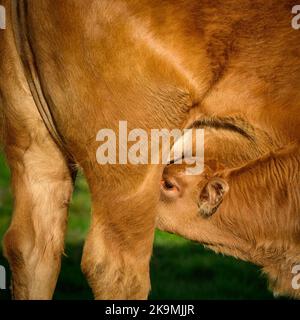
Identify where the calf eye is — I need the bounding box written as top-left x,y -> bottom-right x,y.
160,178 -> 181,199
162,179 -> 176,190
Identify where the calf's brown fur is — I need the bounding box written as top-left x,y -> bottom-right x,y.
158,143 -> 300,298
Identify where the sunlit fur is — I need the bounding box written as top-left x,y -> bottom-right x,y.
0,0 -> 299,299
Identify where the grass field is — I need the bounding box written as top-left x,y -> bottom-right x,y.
0,152 -> 276,300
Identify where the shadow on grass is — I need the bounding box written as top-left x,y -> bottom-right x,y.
0,239 -> 275,300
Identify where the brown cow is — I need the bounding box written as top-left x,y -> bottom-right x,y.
0,0 -> 299,299
158,142 -> 300,298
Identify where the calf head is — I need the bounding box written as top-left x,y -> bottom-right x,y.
156,144 -> 300,299
159,162 -> 229,219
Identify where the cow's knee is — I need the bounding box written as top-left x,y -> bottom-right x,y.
3,227 -> 35,299
81,238 -> 151,300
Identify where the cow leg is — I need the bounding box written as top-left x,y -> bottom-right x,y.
2,122 -> 74,300
81,167 -> 160,300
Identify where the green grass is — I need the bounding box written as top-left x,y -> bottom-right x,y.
0,152 -> 275,300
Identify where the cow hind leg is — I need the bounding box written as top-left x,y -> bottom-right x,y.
2,122 -> 74,300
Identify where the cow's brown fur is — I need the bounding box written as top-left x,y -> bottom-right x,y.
0,0 -> 299,299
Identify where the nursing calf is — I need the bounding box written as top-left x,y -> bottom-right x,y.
158,143 -> 300,298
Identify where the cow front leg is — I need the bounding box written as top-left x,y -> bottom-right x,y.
81,168 -> 159,300
2,126 -> 74,300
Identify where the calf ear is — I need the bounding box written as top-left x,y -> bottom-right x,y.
198,178 -> 229,218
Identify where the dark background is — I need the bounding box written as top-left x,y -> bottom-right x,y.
0,152 -> 276,300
